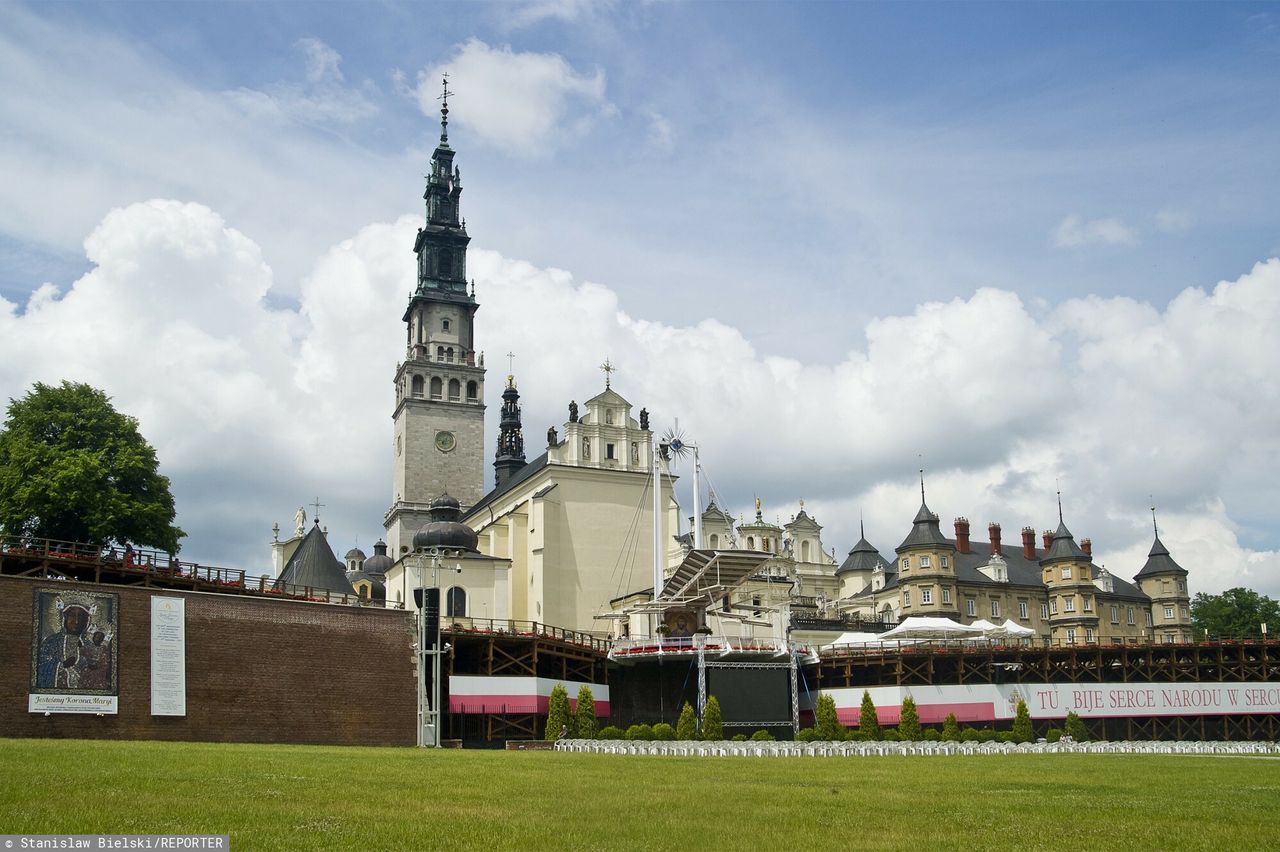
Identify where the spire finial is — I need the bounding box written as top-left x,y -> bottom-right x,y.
1057,488 -> 1064,524
860,509 -> 865,540
438,73 -> 453,142
600,358 -> 615,388
919,468 -> 926,504
1151,497 -> 1158,538
311,496 -> 325,524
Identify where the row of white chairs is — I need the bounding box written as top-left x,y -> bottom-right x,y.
555,739 -> 1280,758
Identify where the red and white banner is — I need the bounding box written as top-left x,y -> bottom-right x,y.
819,682 -> 1280,725
448,675 -> 610,716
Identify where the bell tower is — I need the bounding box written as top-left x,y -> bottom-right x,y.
385,77 -> 486,561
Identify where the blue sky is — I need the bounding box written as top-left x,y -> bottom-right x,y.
2,1 -> 1279,599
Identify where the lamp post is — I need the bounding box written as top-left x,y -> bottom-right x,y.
414,545 -> 460,748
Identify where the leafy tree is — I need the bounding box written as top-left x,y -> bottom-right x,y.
814,694 -> 845,741
1011,699 -> 1034,743
898,696 -> 922,741
573,685 -> 598,739
1064,711 -> 1090,742
676,701 -> 698,740
859,691 -> 881,741
702,695 -> 724,740
1191,588 -> 1280,640
544,683 -> 571,740
0,382 -> 184,552
940,713 -> 961,742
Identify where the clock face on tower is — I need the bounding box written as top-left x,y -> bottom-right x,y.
435,430 -> 456,453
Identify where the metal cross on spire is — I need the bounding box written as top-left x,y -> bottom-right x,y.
600,358 -> 615,388
311,496 -> 326,523
437,74 -> 453,142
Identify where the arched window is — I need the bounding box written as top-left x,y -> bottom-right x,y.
709,534 -> 719,549
430,377 -> 443,399
438,248 -> 452,277
446,586 -> 467,617
801,540 -> 810,562
466,381 -> 477,401
448,379 -> 460,400
881,605 -> 894,623
436,346 -> 445,361
747,536 -> 755,550
411,375 -> 424,397
446,347 -> 454,363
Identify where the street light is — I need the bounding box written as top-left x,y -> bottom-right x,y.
414,545 -> 462,748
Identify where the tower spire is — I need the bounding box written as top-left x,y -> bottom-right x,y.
494,372 -> 526,489
438,74 -> 452,143
1057,489 -> 1064,524
919,468 -> 926,504
1151,498 -> 1159,538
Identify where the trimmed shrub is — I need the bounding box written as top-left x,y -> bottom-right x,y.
574,685 -> 598,739
676,702 -> 698,740
941,713 -> 961,742
814,694 -> 845,742
924,728 -> 940,741
597,725 -> 626,740
846,729 -> 869,742
997,731 -> 1016,743
1046,728 -> 1063,743
859,690 -> 881,741
1065,711 -> 1090,742
544,683 -> 571,740
978,729 -> 997,743
796,728 -> 818,743
625,724 -> 654,741
1011,699 -> 1034,744
898,696 -> 922,741
750,729 -> 775,741
960,728 -> 982,742
652,722 -> 676,741
702,695 -> 725,741
731,733 -> 749,742
880,729 -> 900,741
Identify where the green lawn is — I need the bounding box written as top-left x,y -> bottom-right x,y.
1,739 -> 1277,850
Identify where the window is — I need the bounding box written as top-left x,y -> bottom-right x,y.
709,534 -> 719,549
801,540 -> 811,562
881,606 -> 894,623
1127,607 -> 1135,625
1083,596 -> 1093,612
942,587 -> 952,604
966,598 -> 976,617
941,556 -> 949,569
411,375 -> 424,397
1041,604 -> 1049,620
606,443 -> 615,460
752,596 -> 761,616
1181,606 -> 1189,619
446,347 -> 454,363
722,595 -> 730,612
448,379 -> 460,400
763,537 -> 771,552
1060,566 -> 1072,579
429,377 -> 443,399
903,590 -> 912,607
1064,597 -> 1075,613
1110,606 -> 1119,624
466,381 -> 477,401
901,558 -> 909,571
991,600 -> 1000,618
442,318 -> 450,331
1050,599 -> 1058,615
438,248 -> 452,277
920,556 -> 931,568
1164,606 -> 1174,620
1018,601 -> 1029,619
1177,581 -> 1185,593
1086,627 -> 1095,643
747,537 -> 754,550
1066,628 -> 1077,644
436,345 -> 445,361
1145,611 -> 1153,626
446,586 -> 466,617
921,588 -> 933,605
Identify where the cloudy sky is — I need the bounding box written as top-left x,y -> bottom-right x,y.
2,2 -> 1279,600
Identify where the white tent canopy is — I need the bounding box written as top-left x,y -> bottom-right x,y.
877,617 -> 986,640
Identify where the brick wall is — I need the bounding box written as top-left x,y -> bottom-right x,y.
1,575 -> 416,745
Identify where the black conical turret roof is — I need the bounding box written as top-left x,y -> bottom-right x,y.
837,523 -> 891,576
1040,520 -> 1090,564
1135,536 -> 1187,579
897,501 -> 952,551
275,522 -> 357,595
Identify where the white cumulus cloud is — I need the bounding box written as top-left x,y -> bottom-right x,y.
1053,214 -> 1138,248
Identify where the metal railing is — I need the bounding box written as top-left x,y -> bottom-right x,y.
441,616 -> 612,652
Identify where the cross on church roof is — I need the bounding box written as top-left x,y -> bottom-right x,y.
600,358 -> 616,388
437,74 -> 453,141
311,496 -> 326,523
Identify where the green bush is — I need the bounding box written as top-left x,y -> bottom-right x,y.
997,731 -> 1016,743
978,729 -> 997,743
941,713 -> 961,742
676,702 -> 698,740
898,697 -> 922,741
702,696 -> 725,740
924,728 -> 940,741
1011,699 -> 1034,744
796,728 -> 818,743
960,728 -> 981,742
859,690 -> 881,741
731,733 -> 749,742
814,694 -> 845,741
652,722 -> 676,741
625,724 -> 654,741
544,683 -> 571,740
881,729 -> 900,742
1065,711 -> 1090,742
750,730 -> 775,741
574,685 -> 598,739
597,725 -> 625,740
846,729 -> 869,742
1046,728 -> 1063,743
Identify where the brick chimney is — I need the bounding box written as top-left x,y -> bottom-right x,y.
1042,529 -> 1054,551
1021,527 -> 1036,560
989,522 -> 1002,556
1081,538 -> 1092,556
954,517 -> 971,553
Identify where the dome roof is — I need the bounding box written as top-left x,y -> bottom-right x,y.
363,540 -> 393,576
412,493 -> 479,553
344,547 -> 367,561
